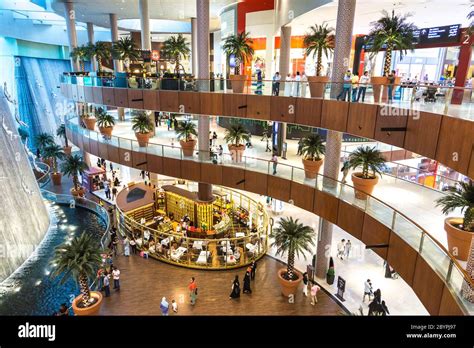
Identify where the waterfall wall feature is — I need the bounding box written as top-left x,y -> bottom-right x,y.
0,86 -> 50,283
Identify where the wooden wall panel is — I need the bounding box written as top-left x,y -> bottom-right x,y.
200,162 -> 223,185
84,86 -> 94,103
98,142 -> 108,159
114,88 -> 129,108
346,103 -> 378,139
313,190 -> 339,224
386,233 -> 417,286
159,91 -> 179,112
267,175 -> 291,202
321,100 -> 349,132
438,285 -> 466,315
244,171 -> 268,195
92,87 -> 103,104
246,95 -> 271,120
270,96 -> 296,123
147,154 -> 163,173
89,139 -> 99,156
404,112 -> 442,159
77,85 -> 85,102
361,214 -> 391,260
436,116 -> 474,175
337,200 -> 364,240
223,94 -> 247,118
162,157 -> 181,178
128,89 -> 144,110
294,98 -> 322,127
200,93 -> 223,116
180,160 -> 201,182
412,255 -> 445,315
143,90 -> 158,110
179,92 -> 201,114
118,148 -> 132,167
132,151 -> 148,170
106,144 -> 120,164
222,166 -> 245,189
469,146 -> 474,179
71,84 -> 78,101
102,87 -> 115,105
290,182 -> 314,212
374,107 -> 408,147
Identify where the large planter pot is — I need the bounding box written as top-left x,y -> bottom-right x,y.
71,186 -> 86,197
51,172 -> 62,186
302,158 -> 323,179
84,118 -> 96,131
308,76 -> 329,98
351,172 -> 379,200
371,76 -> 388,103
72,291 -> 103,316
230,75 -> 247,93
63,146 -> 72,156
99,126 -> 114,137
135,132 -> 152,147
277,268 -> 303,297
180,139 -> 197,157
228,144 -> 245,163
444,218 -> 474,261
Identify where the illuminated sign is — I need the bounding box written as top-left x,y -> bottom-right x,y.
151,50 -> 160,61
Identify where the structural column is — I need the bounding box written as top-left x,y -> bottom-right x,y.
110,13 -> 126,121
196,0 -> 213,201
191,17 -> 199,76
276,25 -> 291,156
63,1 -> 80,72
86,22 -> 98,71
316,0 -> 356,279
139,0 -> 151,50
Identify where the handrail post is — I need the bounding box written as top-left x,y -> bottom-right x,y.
419,232 -> 425,254
446,260 -> 454,283
391,210 -> 396,231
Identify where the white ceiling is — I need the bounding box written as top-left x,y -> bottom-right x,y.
290,0 -> 472,36
50,0 -> 235,32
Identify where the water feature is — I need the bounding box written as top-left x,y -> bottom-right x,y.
0,201 -> 106,315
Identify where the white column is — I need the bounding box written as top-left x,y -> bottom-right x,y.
87,22 -> 98,71
110,13 -> 124,72
64,1 -> 80,71
191,17 -> 199,76
139,0 -> 151,50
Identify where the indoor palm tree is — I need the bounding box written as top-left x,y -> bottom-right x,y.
61,153 -> 88,196
131,111 -> 153,147
95,107 -> 115,137
271,217 -> 315,296
348,146 -> 386,199
162,34 -> 191,75
176,121 -> 197,156
112,37 -> 140,72
303,24 -> 334,76
35,132 -> 55,157
300,133 -> 326,179
222,32 -> 254,75
86,41 -> 111,73
366,10 -> 417,76
52,232 -> 103,313
224,124 -> 251,162
43,144 -> 65,185
70,45 -> 89,72
56,124 -> 71,155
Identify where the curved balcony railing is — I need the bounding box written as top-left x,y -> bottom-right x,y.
65,114 -> 474,314
60,74 -> 474,120
115,186 -> 269,270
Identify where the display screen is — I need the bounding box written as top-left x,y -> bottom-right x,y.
413,24 -> 461,45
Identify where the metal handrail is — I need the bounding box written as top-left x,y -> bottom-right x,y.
64,115 -> 474,304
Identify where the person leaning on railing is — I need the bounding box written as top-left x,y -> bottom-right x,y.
357,71 -> 370,102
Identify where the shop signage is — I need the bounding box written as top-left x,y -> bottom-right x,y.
413,24 -> 461,45
336,276 -> 346,302
151,50 -> 160,61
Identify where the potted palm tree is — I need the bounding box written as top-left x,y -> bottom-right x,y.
86,41 -> 111,74
112,37 -> 140,73
70,45 -> 90,73
95,107 -> 115,138
436,180 -> 474,261
132,111 -> 153,147
224,124 -> 250,163
271,217 -> 315,297
162,34 -> 191,76
176,121 -> 197,157
303,24 -> 335,98
43,144 -> 66,186
300,133 -> 325,179
348,146 -> 386,199
56,124 -> 72,155
80,105 -> 96,131
61,154 -> 88,197
35,132 -> 55,164
222,32 -> 254,93
52,232 -> 103,316
366,11 -> 417,102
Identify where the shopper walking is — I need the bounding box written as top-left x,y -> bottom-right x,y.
357,71 -> 370,102
336,70 -> 352,101
123,237 -> 130,257
243,272 -> 252,294
310,283 -> 320,305
160,297 -> 169,316
271,153 -> 278,175
381,300 -> 390,316
103,271 -> 110,297
229,275 -> 241,299
112,186 -> 118,200
340,158 -> 350,184
363,279 -> 373,302
171,299 -> 178,313
130,238 -> 137,254
344,240 -> 352,259
337,239 -> 346,260
272,72 -> 281,96
302,272 -> 309,297
112,266 -> 120,291
250,260 -> 257,280
189,277 -> 198,305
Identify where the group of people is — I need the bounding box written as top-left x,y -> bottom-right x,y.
302,272 -> 321,306
363,279 -> 389,316
160,276 -> 198,315
272,71 -> 308,97
95,158 -> 120,201
336,239 -> 352,260
97,257 -> 121,298
229,260 -> 258,299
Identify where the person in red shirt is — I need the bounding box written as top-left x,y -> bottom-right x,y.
188,277 -> 198,305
